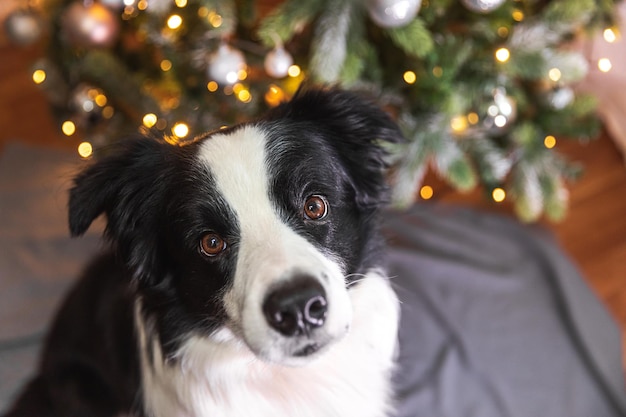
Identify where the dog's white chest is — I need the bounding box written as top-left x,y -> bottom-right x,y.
139,273 -> 399,417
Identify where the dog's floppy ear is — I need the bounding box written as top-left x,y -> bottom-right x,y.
69,137 -> 170,278
267,86 -> 405,210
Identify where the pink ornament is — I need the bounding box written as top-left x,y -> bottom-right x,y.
61,2 -> 120,48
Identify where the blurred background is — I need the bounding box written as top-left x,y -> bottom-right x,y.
0,0 -> 625,394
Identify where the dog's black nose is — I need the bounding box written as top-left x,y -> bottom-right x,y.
263,277 -> 328,337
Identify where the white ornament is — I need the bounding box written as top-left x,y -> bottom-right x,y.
366,0 -> 422,28
547,86 -> 575,110
483,87 -> 517,133
460,0 -> 506,14
207,44 -> 246,85
4,9 -> 43,46
264,46 -> 293,78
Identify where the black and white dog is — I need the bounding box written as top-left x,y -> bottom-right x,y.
5,87 -> 403,417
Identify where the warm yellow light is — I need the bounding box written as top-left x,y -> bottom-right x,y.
167,14 -> 183,30
174,0 -> 187,7
603,28 -> 617,43
288,65 -> 301,77
265,85 -> 286,107
160,59 -> 172,72
492,187 -> 506,203
237,69 -> 248,81
61,121 -> 76,136
598,58 -> 612,72
143,113 -> 158,128
450,115 -> 468,133
207,81 -> 218,92
78,142 -> 93,159
208,12 -> 222,28
32,69 -> 46,84
495,47 -> 510,63
137,0 -> 147,10
403,70 -> 417,84
544,135 -> 557,149
497,26 -> 509,37
237,89 -> 252,103
512,10 -> 524,22
102,106 -> 115,119
420,185 -> 434,200
94,94 -> 107,107
548,67 -> 562,82
467,112 -> 479,125
432,66 -> 443,77
172,122 -> 189,138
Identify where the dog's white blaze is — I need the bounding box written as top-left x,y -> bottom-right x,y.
196,125 -> 351,363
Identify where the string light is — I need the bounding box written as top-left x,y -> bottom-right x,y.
61,120 -> 76,136
94,93 -> 107,107
167,14 -> 183,30
511,9 -> 524,22
174,0 -> 187,7
403,70 -> 417,84
544,135 -> 556,149
265,85 -> 286,107
598,58 -> 612,72
207,81 -> 218,92
432,66 -> 443,77
467,112 -> 479,125
450,115 -> 468,133
288,65 -> 301,77
102,106 -> 115,119
603,27 -> 618,43
497,26 -> 509,37
172,122 -> 189,138
492,187 -> 506,202
142,113 -> 157,128
420,185 -> 434,200
78,142 -> 93,158
548,67 -> 562,82
237,89 -> 252,103
32,69 -> 46,84
495,47 -> 510,63
208,11 -> 222,28
160,59 -> 172,72
137,0 -> 147,11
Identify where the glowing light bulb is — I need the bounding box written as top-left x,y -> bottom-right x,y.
172,122 -> 189,138
450,115 -> 468,133
62,121 -> 76,136
548,68 -> 562,82
207,81 -> 218,92
32,69 -> 46,84
167,14 -> 183,30
420,185 -> 434,200
288,65 -> 301,78
492,188 -> 506,203
603,28 -> 617,43
160,59 -> 172,71
544,135 -> 556,149
175,0 -> 187,7
495,47 -> 510,63
598,58 -> 612,72
403,70 -> 417,84
143,113 -> 157,128
78,142 -> 93,158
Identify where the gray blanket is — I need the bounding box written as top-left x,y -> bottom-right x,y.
0,142 -> 624,415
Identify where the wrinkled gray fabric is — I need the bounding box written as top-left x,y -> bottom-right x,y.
0,143 -> 624,415
385,206 -> 626,417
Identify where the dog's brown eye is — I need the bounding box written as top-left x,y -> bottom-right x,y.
200,232 -> 227,257
304,195 -> 328,220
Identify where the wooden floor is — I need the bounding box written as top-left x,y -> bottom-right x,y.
2,43 -> 625,362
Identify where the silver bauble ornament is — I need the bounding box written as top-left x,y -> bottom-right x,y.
70,84 -> 107,127
460,0 -> 506,14
482,87 -> 517,133
264,46 -> 293,78
61,2 -> 120,48
4,9 -> 43,46
207,44 -> 246,85
546,86 -> 575,110
366,0 -> 422,28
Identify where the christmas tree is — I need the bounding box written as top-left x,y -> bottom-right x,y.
4,0 -> 622,221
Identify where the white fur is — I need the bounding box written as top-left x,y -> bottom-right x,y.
137,125 -> 400,416
137,271 -> 399,417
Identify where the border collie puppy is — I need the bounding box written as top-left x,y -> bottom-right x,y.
4,87 -> 403,417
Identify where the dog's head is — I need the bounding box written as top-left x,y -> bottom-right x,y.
69,87 -> 403,366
